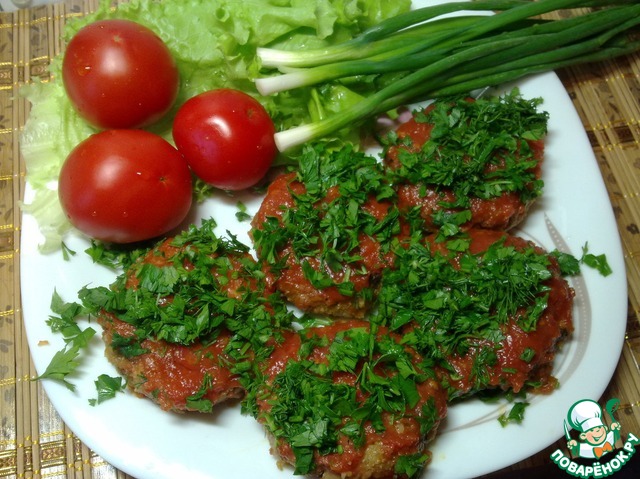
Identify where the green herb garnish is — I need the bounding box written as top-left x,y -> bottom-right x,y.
34,290 -> 96,391
383,91 -> 547,234
498,401 -> 529,427
580,243 -> 613,276
89,374 -> 126,406
235,201 -> 252,222
252,142 -> 399,305
375,231 -> 560,397
185,374 -> 215,413
253,326 -> 439,475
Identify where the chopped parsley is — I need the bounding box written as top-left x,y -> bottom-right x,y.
235,201 -> 252,222
34,290 -> 96,391
383,89 -> 547,222
252,325 -> 441,476
395,453 -> 430,478
252,141 -> 400,303
89,374 -> 126,406
60,241 -> 76,261
375,231 -> 560,397
84,239 -> 149,270
76,220 -> 295,396
580,242 -> 613,276
185,374 -> 215,413
34,334 -> 94,392
110,332 -> 149,358
498,401 -> 530,427
551,243 -> 612,277
80,219 -> 293,351
520,347 -> 536,363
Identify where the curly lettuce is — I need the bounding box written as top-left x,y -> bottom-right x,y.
20,0 -> 410,252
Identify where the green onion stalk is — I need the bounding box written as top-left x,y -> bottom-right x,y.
254,0 -> 640,151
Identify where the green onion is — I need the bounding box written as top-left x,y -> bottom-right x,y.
255,0 -> 640,151
257,0 -> 531,68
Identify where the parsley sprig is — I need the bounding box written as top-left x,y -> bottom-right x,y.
89,374 -> 126,406
34,290 -> 96,391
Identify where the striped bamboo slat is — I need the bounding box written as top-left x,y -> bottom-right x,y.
1,2 -> 638,478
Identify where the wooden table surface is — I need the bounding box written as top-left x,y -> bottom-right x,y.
1,1 -> 639,478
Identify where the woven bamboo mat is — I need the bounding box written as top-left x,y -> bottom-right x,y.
0,1 -> 639,478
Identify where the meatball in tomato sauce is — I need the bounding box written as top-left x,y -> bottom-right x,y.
95,220 -> 294,412
376,228 -> 574,399
251,143 -> 405,319
383,92 -> 548,232
250,320 -> 447,479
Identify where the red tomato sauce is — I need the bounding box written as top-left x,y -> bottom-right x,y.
99,313 -> 243,412
251,172 -> 397,318
100,236 -> 276,412
258,320 -> 447,478
385,110 -> 544,231
426,229 -> 574,396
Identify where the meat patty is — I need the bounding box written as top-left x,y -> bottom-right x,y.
376,228 -> 574,399
95,220 -> 294,412
383,92 -> 548,232
99,312 -> 244,412
249,319 -> 448,479
251,143 -> 404,318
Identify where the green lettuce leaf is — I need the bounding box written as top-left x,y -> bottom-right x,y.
20,0 -> 410,251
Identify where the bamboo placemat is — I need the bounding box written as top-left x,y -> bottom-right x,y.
0,1 -> 638,478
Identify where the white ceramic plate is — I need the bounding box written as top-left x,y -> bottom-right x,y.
20,8 -> 627,479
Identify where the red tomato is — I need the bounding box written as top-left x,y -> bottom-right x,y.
58,130 -> 193,243
62,19 -> 179,129
172,89 -> 277,191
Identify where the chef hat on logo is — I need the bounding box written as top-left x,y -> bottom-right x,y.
568,400 -> 605,433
